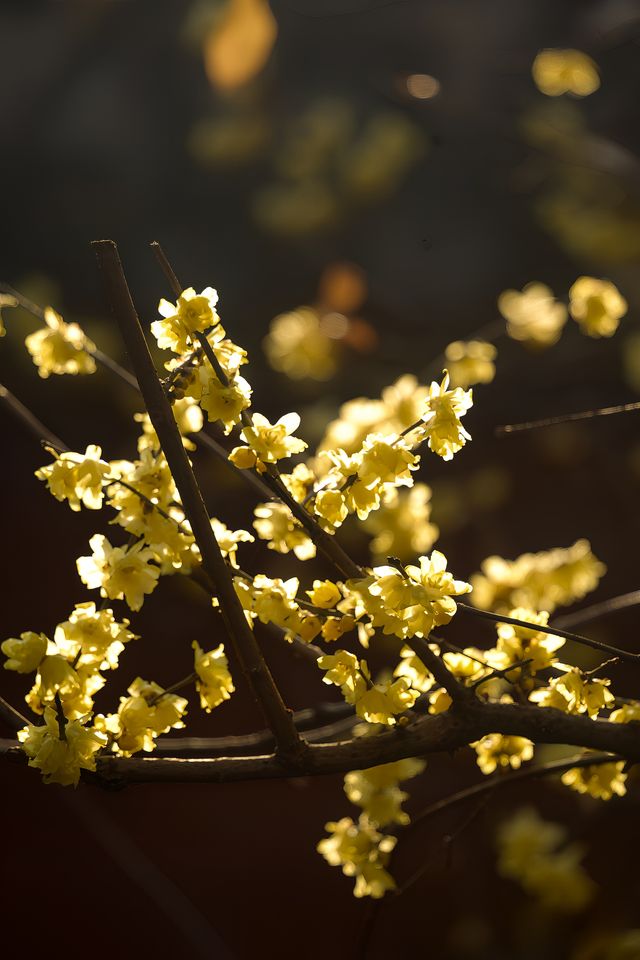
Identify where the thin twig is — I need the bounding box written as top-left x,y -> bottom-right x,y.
553,591 -> 640,629
0,696 -> 29,732
408,750 -> 623,831
0,382 -> 67,451
497,401 -> 640,436
457,602 -> 640,663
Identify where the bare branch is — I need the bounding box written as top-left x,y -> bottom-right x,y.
497,400 -> 640,436
92,239 -> 305,764
457,602 -> 640,663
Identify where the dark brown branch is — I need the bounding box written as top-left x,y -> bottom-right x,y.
458,602 -> 640,663
406,636 -> 469,704
3,698 -> 639,785
91,239 -> 305,764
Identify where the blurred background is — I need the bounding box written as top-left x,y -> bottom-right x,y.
2,1 -> 640,957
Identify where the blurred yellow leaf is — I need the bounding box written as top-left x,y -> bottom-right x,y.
204,0 -> 278,91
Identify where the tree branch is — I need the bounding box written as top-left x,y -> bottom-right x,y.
91,239 -> 305,764
4,698 -> 639,785
458,602 -> 640,663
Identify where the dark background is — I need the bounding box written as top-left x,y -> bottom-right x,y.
2,1 -> 640,957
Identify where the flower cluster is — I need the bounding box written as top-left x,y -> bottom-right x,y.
470,539 -> 606,613
317,650 -> 420,725
496,807 -> 595,912
25,306 -> 97,378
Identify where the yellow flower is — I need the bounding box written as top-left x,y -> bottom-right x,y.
470,540 -> 606,614
533,49 -> 600,98
77,534 -> 160,611
561,761 -> 627,800
18,707 -> 106,786
185,363 -> 252,433
193,641 -> 234,712
569,276 -> 627,338
530,669 -> 614,718
343,758 -> 425,827
444,340 -> 497,388
151,287 -> 220,354
369,550 -> 471,639
318,649 -> 365,704
355,672 -> 419,725
36,445 -> 110,512
313,489 -> 349,527
2,631 -> 49,673
25,306 -> 96,378
53,602 -> 136,671
498,282 -> 567,348
472,734 -> 534,774
420,371 -> 473,460
393,645 -> 436,693
237,411 -> 307,464
486,608 -> 565,688
264,306 -> 339,380
136,396 -> 203,452
26,657 -> 105,720
210,518 -> 254,569
98,677 -> 187,756
307,579 -> 342,608
317,816 -> 397,899
253,502 -> 316,560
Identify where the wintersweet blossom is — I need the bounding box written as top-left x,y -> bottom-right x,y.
344,758 -> 426,827
193,641 -> 235,712
318,651 -> 419,724
419,372 -> 473,460
444,340 -> 497,388
561,761 -> 627,800
498,283 -> 567,347
486,608 -> 565,688
77,534 -> 160,611
253,502 -> 316,560
25,306 -> 96,377
368,550 -> 472,639
568,276 -> 627,338
151,287 -> 220,355
36,445 -> 110,512
231,412 -> 307,468
2,631 -> 49,673
54,603 -> 136,671
470,540 -> 606,613
317,816 -> 397,898
529,669 -> 614,718
472,733 -> 534,774
497,807 -> 595,913
97,677 -> 188,756
18,707 -> 106,786
532,49 -> 600,98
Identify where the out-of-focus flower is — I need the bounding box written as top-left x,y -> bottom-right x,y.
569,276 -> 627,338
25,307 -> 96,377
498,282 -> 567,347
532,49 -> 600,98
264,307 -> 339,380
497,807 -> 595,913
203,0 -> 277,92
444,340 -> 496,388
